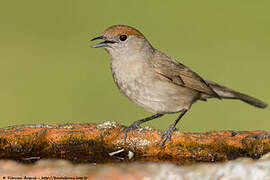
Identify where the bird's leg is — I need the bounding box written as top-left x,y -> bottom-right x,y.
123,113 -> 164,141
161,109 -> 188,146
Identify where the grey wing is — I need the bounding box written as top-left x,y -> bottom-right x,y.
151,50 -> 220,98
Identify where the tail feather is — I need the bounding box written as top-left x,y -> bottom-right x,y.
204,80 -> 268,109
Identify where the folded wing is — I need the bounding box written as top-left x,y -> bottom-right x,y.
151,50 -> 220,98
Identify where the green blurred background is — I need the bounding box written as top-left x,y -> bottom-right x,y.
0,0 -> 269,131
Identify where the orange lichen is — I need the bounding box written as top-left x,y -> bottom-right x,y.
0,121 -> 269,165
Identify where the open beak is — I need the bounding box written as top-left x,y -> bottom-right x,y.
91,36 -> 115,48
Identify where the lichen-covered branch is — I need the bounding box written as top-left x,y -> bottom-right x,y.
0,121 -> 270,165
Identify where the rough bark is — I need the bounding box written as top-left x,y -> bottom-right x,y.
0,121 -> 270,165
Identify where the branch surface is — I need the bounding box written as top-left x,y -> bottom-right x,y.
0,121 -> 269,165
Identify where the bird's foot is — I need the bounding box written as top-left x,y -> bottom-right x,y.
122,121 -> 142,142
160,127 -> 176,146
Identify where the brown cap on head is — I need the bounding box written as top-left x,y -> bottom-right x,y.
102,25 -> 144,38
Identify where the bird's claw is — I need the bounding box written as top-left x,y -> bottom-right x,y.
160,128 -> 175,146
122,122 -> 142,142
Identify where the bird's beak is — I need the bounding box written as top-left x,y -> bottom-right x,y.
91,36 -> 115,48
91,36 -> 107,48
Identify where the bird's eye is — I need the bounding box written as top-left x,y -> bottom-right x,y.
119,34 -> 127,41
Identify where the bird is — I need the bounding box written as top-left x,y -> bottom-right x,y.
91,25 -> 267,145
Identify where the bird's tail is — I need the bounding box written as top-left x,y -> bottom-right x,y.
203,80 -> 267,108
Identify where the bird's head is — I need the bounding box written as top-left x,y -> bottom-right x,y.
91,25 -> 153,56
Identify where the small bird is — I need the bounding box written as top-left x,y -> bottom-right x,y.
91,25 -> 267,145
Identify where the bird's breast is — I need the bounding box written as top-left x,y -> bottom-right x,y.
110,58 -> 152,97
110,57 -> 198,113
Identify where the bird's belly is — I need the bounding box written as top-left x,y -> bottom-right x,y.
112,68 -> 198,113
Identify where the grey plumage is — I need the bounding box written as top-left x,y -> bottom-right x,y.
151,49 -> 267,109
205,80 -> 267,108
91,25 -> 267,145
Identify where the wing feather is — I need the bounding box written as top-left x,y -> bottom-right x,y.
152,50 -> 220,98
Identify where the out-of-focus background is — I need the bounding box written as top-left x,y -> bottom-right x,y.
0,1 -> 269,131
